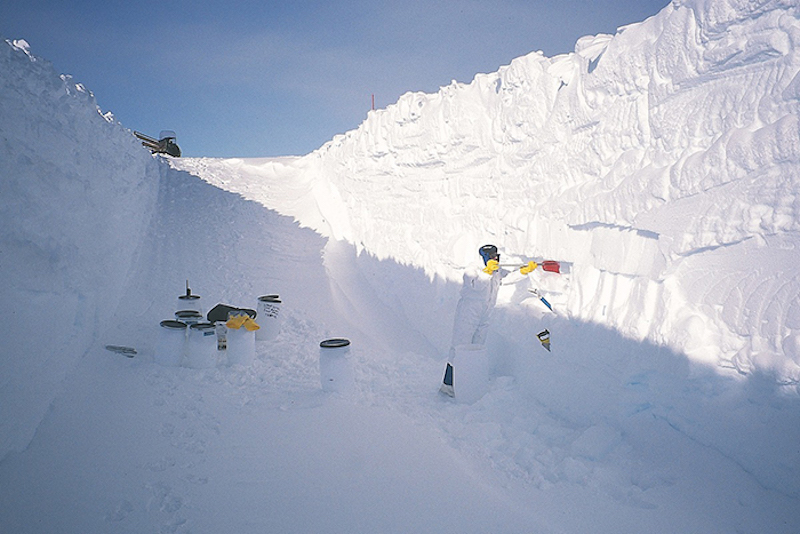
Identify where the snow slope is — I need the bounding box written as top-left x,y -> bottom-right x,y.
290,0 -> 800,384
0,38 -> 162,458
1,0 -> 800,531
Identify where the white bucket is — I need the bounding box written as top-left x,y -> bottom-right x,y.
226,326 -> 256,366
175,310 -> 203,325
154,320 -> 187,367
177,293 -> 202,314
453,343 -> 489,404
319,338 -> 354,393
256,295 -> 281,341
184,322 -> 218,369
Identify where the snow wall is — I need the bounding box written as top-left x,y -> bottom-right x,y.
0,37 -> 332,464
303,0 -> 800,383
0,39 -> 162,460
2,0 -> 800,463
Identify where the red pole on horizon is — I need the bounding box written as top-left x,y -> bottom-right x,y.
372,94 -> 375,111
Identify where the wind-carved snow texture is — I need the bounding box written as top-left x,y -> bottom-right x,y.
2,0 -> 800,532
284,0 -> 800,384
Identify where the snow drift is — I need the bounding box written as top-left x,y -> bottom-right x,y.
0,38 -> 161,457
1,0 -> 800,532
291,0 -> 800,384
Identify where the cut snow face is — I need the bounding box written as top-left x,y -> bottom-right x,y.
1,0 -> 800,532
0,36 -> 161,460
296,0 -> 800,386
180,0 -> 800,387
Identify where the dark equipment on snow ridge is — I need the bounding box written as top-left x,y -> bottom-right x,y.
134,130 -> 181,157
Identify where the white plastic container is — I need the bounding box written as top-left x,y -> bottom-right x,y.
177,290 -> 202,314
319,338 -> 354,393
184,322 -> 218,369
453,343 -> 489,404
226,326 -> 256,366
154,320 -> 187,367
175,310 -> 203,325
256,295 -> 281,342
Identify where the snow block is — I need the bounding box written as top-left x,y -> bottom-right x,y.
453,344 -> 489,404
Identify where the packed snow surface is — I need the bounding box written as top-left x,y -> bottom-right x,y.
2,1 -> 800,532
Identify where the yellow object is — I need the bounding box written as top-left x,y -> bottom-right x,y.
226,314 -> 248,330
520,261 -> 538,275
227,314 -> 260,331
243,317 -> 260,331
483,259 -> 500,274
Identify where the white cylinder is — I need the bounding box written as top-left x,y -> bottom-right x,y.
453,343 -> 489,404
319,338 -> 354,393
227,326 -> 256,366
175,310 -> 203,325
184,322 -> 218,369
256,295 -> 281,342
177,294 -> 202,314
154,320 -> 187,367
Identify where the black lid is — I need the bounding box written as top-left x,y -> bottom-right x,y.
160,320 -> 187,329
320,338 -> 350,348
258,295 -> 281,303
189,322 -> 216,331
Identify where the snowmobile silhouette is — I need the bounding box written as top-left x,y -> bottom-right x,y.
134,130 -> 181,157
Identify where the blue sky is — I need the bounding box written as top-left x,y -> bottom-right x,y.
1,1 -> 669,158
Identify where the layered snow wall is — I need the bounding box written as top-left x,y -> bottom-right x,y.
0,39 -> 161,460
304,0 -> 800,383
2,0 -> 800,465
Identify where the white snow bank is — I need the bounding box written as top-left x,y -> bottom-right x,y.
0,37 -> 161,460
268,0 -> 800,384
2,1 -> 800,531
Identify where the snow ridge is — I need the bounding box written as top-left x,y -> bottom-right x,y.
299,0 -> 800,383
2,2 -> 800,531
0,36 -> 161,460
